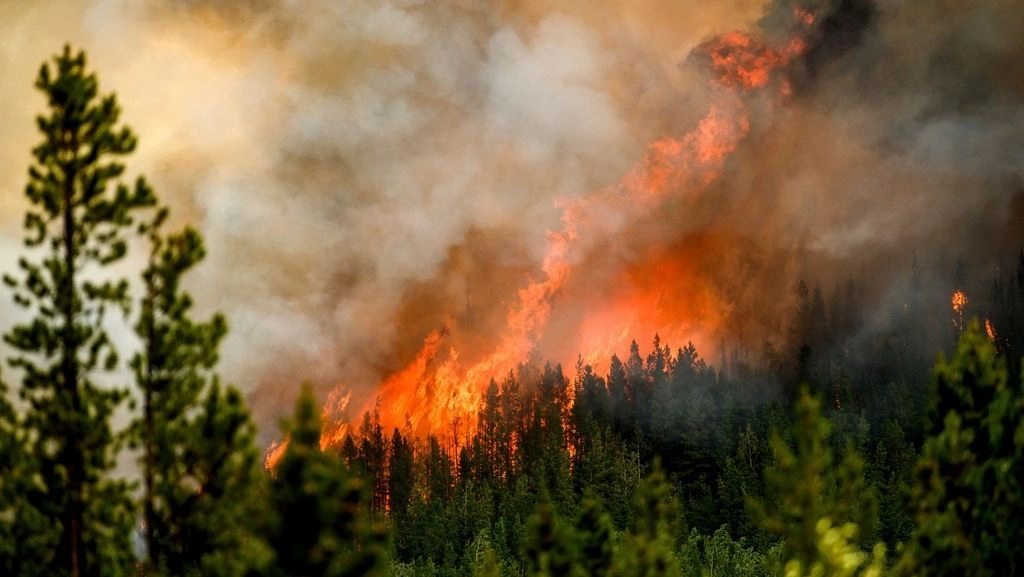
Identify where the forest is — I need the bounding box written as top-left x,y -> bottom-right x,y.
1,44 -> 1023,577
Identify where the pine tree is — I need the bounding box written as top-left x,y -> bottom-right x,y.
523,495 -> 580,577
388,428 -> 415,521
898,321 -> 1024,576
478,378 -> 502,482
870,420 -> 915,554
611,461 -> 681,577
264,385 -> 386,577
2,45 -> 155,577
575,492 -> 616,577
608,355 -> 630,437
168,382 -> 268,576
357,407 -> 388,514
425,435 -> 455,504
130,203 -> 245,573
497,370 -> 522,485
753,389 -> 883,577
719,424 -> 768,541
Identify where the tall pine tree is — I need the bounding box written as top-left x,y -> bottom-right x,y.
898,321 -> 1024,577
130,204 -> 264,574
3,45 -> 155,577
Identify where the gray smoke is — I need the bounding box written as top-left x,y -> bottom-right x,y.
1,0 -> 1022,437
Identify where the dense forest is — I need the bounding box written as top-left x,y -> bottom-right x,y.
1,46 -> 1023,577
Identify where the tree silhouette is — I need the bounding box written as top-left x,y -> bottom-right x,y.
3,45 -> 155,577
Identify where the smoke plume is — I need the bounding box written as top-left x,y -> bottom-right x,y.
1,0 -> 1022,439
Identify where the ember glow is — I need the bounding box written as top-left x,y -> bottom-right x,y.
952,289 -> 968,334
305,8 -> 819,450
985,318 -> 997,343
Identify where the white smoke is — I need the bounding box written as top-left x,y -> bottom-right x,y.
1,0 -> 1022,435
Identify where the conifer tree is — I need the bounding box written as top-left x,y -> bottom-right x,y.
523,495 -> 580,577
167,381 -> 267,576
611,461 -> 681,577
898,321 -> 1024,576
388,428 -> 415,521
754,389 -> 883,577
3,45 -> 155,577
575,492 -> 616,577
479,378 -> 502,481
130,204 -> 261,574
264,385 -> 386,577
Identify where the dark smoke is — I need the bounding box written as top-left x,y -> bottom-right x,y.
0,0 -> 1022,439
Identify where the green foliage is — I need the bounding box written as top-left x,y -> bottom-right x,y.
718,424 -> 770,541
574,493 -> 616,577
154,382 -> 268,576
611,462 -> 682,577
779,519 -> 886,577
389,428 -> 415,521
898,321 -> 1024,576
0,372 -> 51,576
678,526 -> 778,577
754,389 -> 881,577
130,199 -> 263,575
868,421 -> 915,553
473,548 -> 502,577
264,386 -> 386,577
522,495 -> 580,577
3,44 -> 155,577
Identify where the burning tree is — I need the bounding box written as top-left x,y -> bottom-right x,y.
952,289 -> 968,335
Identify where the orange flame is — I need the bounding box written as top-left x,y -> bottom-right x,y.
951,290 -> 968,311
263,387 -> 353,471
264,440 -> 288,471
279,7 -> 820,454
795,6 -> 816,27
703,31 -> 805,91
952,289 -> 968,334
985,318 -> 997,343
319,389 -> 352,451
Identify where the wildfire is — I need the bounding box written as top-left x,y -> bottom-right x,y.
702,31 -> 805,92
264,386 -> 353,471
319,389 -> 352,450
985,318 -> 997,343
264,440 -> 287,471
267,6 -> 822,462
795,7 -> 816,27
952,289 -> 968,334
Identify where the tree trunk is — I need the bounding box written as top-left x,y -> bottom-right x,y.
144,267 -> 158,570
62,126 -> 84,577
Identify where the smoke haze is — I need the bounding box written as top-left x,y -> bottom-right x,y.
1,0 -> 1022,437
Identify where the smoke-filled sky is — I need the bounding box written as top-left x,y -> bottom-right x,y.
1,0 -> 1022,435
